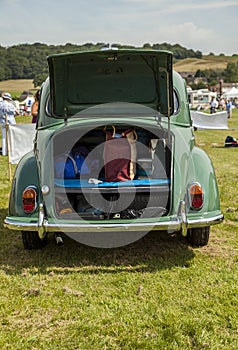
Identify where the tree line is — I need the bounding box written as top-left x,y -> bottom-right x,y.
194,63 -> 238,88
0,42 -> 202,87
0,42 -> 237,87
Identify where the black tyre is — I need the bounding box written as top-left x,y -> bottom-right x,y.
186,226 -> 210,247
22,231 -> 48,250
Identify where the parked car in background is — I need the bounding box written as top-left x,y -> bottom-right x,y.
4,49 -> 223,249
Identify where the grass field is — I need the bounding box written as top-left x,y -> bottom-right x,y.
174,55 -> 238,73
0,79 -> 35,95
0,110 -> 238,349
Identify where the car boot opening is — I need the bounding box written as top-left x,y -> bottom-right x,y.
53,124 -> 172,220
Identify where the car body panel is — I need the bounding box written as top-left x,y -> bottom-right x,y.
8,151 -> 41,217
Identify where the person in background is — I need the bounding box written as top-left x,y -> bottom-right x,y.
210,96 -> 218,114
226,98 -> 233,119
218,96 -> 226,111
31,90 -> 40,123
0,92 -> 19,156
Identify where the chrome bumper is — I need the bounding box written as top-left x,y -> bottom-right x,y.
4,213 -> 224,236
4,200 -> 224,237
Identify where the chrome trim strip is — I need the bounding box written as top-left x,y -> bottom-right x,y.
4,218 -> 180,232
4,213 -> 223,233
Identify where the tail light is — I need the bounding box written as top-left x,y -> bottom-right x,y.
188,182 -> 203,210
22,186 -> 37,213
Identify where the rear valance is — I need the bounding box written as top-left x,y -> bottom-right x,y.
47,49 -> 174,118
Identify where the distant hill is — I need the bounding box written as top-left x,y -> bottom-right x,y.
0,42 -> 202,85
0,43 -> 237,86
174,55 -> 238,73
1,54 -> 238,96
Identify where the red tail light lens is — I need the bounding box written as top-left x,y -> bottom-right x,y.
189,182 -> 203,210
22,187 -> 37,213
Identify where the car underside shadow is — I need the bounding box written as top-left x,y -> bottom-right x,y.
0,217 -> 195,275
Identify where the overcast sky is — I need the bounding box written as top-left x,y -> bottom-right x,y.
0,0 -> 237,55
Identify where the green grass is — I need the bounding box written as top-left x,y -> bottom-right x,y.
0,112 -> 238,349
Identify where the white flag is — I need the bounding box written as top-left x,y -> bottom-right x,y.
190,110 -> 228,130
7,124 -> 36,164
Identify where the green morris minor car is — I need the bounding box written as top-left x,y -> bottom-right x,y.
4,49 -> 223,249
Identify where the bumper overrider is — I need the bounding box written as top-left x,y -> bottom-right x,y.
4,202 -> 224,239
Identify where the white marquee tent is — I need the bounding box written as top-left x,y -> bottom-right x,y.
223,87 -> 238,99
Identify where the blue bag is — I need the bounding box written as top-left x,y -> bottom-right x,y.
73,152 -> 90,175
54,152 -> 89,179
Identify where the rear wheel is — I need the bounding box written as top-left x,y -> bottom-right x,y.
186,227 -> 210,247
22,231 -> 48,250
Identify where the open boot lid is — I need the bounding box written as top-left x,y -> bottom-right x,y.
47,49 -> 174,119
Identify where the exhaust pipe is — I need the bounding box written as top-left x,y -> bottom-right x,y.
55,234 -> 64,246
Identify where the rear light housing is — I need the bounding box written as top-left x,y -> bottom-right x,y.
188,182 -> 204,210
22,186 -> 38,213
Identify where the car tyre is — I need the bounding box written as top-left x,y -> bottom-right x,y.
186,227 -> 210,247
22,231 -> 48,250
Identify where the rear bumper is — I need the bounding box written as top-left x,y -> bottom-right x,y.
4,212 -> 224,235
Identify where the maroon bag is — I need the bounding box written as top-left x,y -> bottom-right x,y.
104,126 -> 137,182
